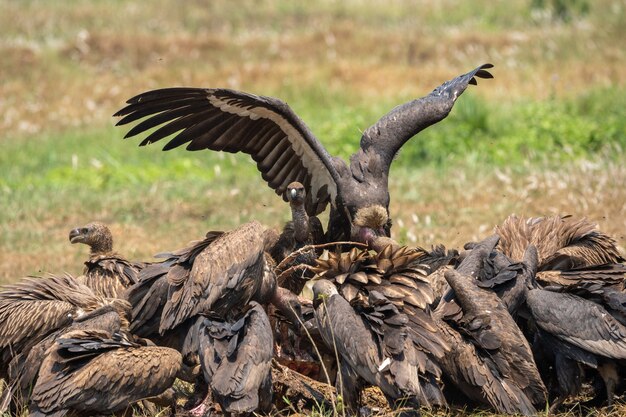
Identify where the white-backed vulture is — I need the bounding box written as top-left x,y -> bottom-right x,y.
311,246 -> 449,408
115,65 -> 493,243
496,214 -> 624,271
524,242 -> 626,411
29,329 -> 181,417
312,279 -> 422,414
69,222 -> 143,298
197,302 -> 273,416
0,274 -> 127,381
434,236 -> 547,415
0,303 -> 130,414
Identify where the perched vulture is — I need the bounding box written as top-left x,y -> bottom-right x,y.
115,64 -> 494,242
272,181 -> 325,294
29,329 -> 181,417
69,222 -> 143,298
434,236 -> 547,415
0,274 -> 127,380
197,302 -> 273,416
524,243 -> 626,411
312,279 -> 422,414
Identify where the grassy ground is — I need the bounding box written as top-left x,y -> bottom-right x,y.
1,0 -> 625,283
0,1 -> 625,414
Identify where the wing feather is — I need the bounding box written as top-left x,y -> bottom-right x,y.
116,88 -> 341,215
527,289 -> 626,359
159,221 -> 268,333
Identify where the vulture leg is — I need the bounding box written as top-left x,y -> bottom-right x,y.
188,389 -> 217,417
597,361 -> 619,410
258,371 -> 274,415
145,387 -> 178,415
336,359 -> 365,415
549,354 -> 583,414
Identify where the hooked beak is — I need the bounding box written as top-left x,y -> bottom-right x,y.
289,188 -> 297,200
69,228 -> 82,243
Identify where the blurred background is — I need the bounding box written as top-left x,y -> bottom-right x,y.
1,0 -> 625,282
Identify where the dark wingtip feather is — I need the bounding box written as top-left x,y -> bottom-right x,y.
475,69 -> 494,79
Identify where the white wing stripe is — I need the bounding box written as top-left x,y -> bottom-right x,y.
208,95 -> 337,203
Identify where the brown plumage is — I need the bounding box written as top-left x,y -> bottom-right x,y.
0,274 -> 128,380
434,236 -> 547,415
30,329 -> 181,417
272,181 -> 325,294
158,221 -> 277,334
127,230 -> 224,339
198,302 -> 274,416
69,222 -> 143,298
312,279 -> 423,413
1,303 -> 130,414
522,243 -> 626,411
311,245 -> 449,408
496,214 -> 624,270
115,65 -> 493,243
433,316 -> 540,415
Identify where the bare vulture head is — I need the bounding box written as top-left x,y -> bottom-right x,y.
286,181 -> 306,206
115,64 -> 494,243
69,222 -> 113,254
312,278 -> 339,307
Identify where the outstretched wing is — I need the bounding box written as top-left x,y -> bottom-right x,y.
359,64 -> 494,172
115,88 -> 341,215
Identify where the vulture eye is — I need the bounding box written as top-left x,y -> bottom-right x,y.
81,228 -> 89,234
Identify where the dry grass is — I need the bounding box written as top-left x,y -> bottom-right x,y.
1,0 -> 625,137
2,156 -> 624,284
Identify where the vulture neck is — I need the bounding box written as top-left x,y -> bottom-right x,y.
290,202 -> 309,243
360,95 -> 453,171
89,238 -> 113,255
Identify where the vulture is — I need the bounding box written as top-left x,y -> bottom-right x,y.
29,328 -> 181,417
115,64 -> 494,243
312,279 -> 422,415
272,181 -> 325,294
271,181 -> 325,260
69,222 -> 143,298
127,229 -> 224,340
434,235 -> 547,415
150,221 -> 278,335
496,214 -> 624,271
524,246 -> 626,411
0,273 -> 128,381
311,245 -> 449,408
126,221 -> 302,393
1,302 -> 131,414
196,302 -> 274,417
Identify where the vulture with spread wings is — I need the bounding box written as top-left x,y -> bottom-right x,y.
115,64 -> 493,242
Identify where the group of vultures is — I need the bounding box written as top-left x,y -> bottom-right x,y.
1,64 -> 625,417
